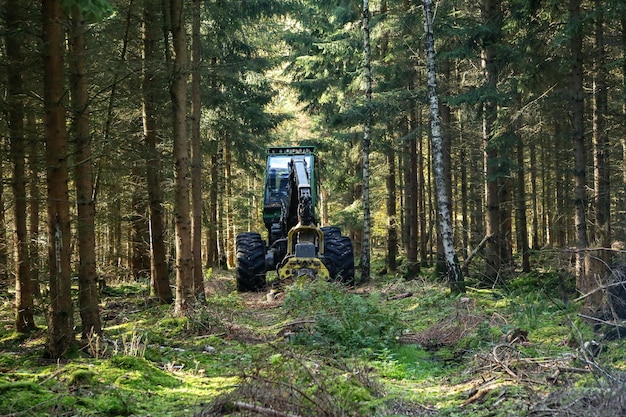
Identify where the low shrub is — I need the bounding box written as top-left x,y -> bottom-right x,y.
282,280 -> 403,355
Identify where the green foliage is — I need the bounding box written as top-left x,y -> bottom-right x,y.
62,0 -> 114,21
282,280 -> 403,354
373,345 -> 448,381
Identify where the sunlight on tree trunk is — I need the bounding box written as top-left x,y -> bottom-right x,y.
423,0 -> 464,294
170,0 -> 193,315
191,0 -> 204,299
224,137 -> 235,269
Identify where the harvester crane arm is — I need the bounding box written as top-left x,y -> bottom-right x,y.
290,157 -> 314,226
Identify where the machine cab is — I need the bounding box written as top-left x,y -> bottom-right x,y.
262,146 -> 317,241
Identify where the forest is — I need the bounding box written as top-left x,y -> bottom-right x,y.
1,0 -> 626,416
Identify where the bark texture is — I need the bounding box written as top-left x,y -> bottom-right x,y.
7,0 -> 36,332
570,0 -> 591,303
423,0 -> 464,293
481,0 -> 501,283
69,7 -> 102,338
170,0 -> 193,315
43,0 -> 75,358
142,0 -> 172,304
191,0 -> 204,297
361,0 -> 372,282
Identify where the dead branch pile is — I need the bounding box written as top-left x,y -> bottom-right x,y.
529,372 -> 626,416
195,350 -> 382,417
399,299 -> 483,349
468,343 -> 585,384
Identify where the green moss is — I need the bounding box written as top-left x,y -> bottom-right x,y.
0,381 -> 42,394
109,355 -> 181,390
66,368 -> 96,387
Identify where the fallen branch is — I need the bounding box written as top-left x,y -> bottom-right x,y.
462,235 -> 492,270
574,280 -> 626,302
577,313 -> 621,326
278,318 -> 316,330
387,291 -> 413,301
232,401 -> 302,417
492,344 -> 519,379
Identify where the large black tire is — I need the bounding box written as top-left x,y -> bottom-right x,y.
321,226 -> 342,240
236,232 -> 267,292
324,236 -> 355,285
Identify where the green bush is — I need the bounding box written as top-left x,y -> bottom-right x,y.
282,280 -> 402,354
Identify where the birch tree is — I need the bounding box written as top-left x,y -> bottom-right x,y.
423,0 -> 464,293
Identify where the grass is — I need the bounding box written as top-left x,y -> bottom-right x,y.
1,267 -> 625,416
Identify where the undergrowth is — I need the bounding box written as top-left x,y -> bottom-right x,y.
1,268 -> 625,416
282,280 -> 403,354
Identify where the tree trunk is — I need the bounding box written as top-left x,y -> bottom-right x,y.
0,159 -> 7,287
417,111 -> 428,267
361,0 -> 372,282
570,0 -> 591,305
481,0 -> 501,284
423,0 -> 464,293
69,6 -> 102,338
7,0 -> 36,332
515,134 -> 530,272
435,57 -> 453,276
206,153 -> 219,268
499,173 -> 513,267
589,0 -> 610,283
43,0 -> 75,358
217,146 -> 227,267
621,12 -> 626,244
191,0 -> 204,298
385,130 -> 398,272
352,134 -> 363,254
553,122 -> 566,247
224,137 -> 235,268
130,187 -> 151,279
27,113 -> 41,298
170,0 -> 193,315
405,114 -> 419,278
459,116 -> 469,260
142,0 -> 172,304
529,142 -> 540,249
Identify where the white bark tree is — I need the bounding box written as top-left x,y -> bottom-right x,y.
423,0 -> 464,293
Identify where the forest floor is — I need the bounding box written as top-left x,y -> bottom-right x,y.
1,264 -> 626,417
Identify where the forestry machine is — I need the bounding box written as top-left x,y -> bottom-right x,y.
235,146 -> 354,291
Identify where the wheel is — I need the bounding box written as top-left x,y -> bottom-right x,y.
323,236 -> 355,285
236,232 -> 267,292
321,226 -> 342,240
